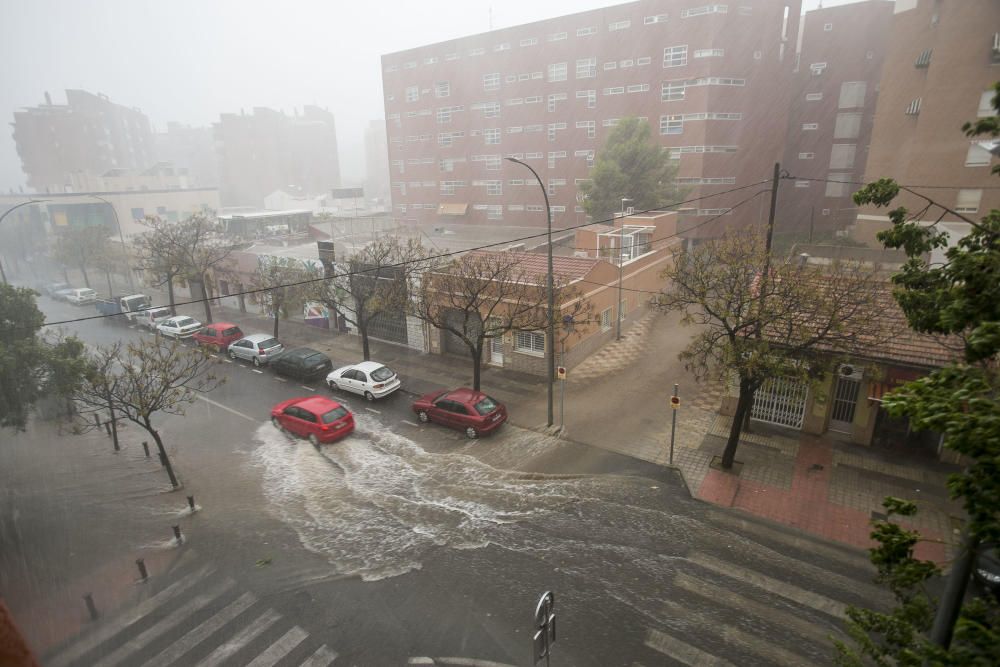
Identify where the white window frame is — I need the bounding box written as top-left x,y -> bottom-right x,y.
483,73 -> 501,91
485,128 -> 501,145
664,45 -> 688,68
548,62 -> 568,82
576,57 -> 597,79
966,143 -> 993,167
515,330 -> 545,356
956,189 -> 982,213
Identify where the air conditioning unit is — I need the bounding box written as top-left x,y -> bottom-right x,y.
838,364 -> 864,381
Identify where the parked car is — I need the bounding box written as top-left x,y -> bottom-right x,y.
270,347 -> 333,382
271,396 -> 354,445
43,282 -> 71,298
94,293 -> 154,324
53,287 -> 78,302
228,334 -> 284,366
326,361 -> 401,401
156,315 -> 203,339
411,388 -> 508,439
193,322 -> 244,351
134,307 -> 174,331
64,287 -> 98,305
973,543 -> 1000,594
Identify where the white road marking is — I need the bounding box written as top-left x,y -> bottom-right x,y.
144,592 -> 257,667
688,552 -> 848,619
301,644 -> 340,667
645,628 -> 734,667
48,564 -> 214,667
433,659 -> 521,667
197,395 -> 257,422
402,420 -> 420,427
274,377 -> 287,382
300,385 -> 316,392
245,625 -> 308,667
195,608 -> 281,667
252,369 -> 264,374
93,579 -> 234,667
223,359 -> 233,364
365,407 -> 381,414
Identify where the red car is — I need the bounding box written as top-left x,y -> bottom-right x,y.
411,388 -> 507,439
193,322 -> 244,351
271,396 -> 355,445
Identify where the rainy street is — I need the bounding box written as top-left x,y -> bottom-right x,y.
0,299 -> 887,666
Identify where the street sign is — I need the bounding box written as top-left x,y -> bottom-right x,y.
670,395 -> 680,409
556,366 -> 566,380
532,591 -> 556,666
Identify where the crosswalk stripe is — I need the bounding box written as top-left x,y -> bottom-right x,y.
688,552 -> 847,619
93,579 -> 234,667
300,644 -> 339,667
644,628 -> 733,667
659,598 -> 813,666
144,592 -> 257,667
48,564 -> 214,667
673,572 -> 840,646
195,608 -> 281,667
245,626 -> 308,667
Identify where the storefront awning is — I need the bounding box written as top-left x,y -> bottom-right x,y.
438,203 -> 468,216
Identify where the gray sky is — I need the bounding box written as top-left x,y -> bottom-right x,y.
0,0 -> 855,193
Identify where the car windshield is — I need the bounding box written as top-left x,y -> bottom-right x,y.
149,308 -> 171,318
174,317 -> 196,327
371,366 -> 394,382
321,406 -> 349,424
222,327 -> 240,336
306,354 -> 328,366
474,397 -> 499,416
258,338 -> 280,350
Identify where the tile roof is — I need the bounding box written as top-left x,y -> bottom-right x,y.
463,250 -> 600,283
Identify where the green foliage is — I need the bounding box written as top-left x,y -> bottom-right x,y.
580,117 -> 685,222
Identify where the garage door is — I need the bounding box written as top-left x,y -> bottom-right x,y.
751,377 -> 808,429
367,308 -> 408,346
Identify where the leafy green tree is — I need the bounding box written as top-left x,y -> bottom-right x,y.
838,82 -> 1000,663
134,216 -> 187,314
580,117 -> 685,223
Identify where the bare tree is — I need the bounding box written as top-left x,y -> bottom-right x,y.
414,250 -> 589,391
73,339 -> 224,488
248,255 -> 322,338
51,224 -> 110,289
315,237 -> 429,360
658,228 -> 887,469
134,216 -> 187,314
165,214 -> 234,324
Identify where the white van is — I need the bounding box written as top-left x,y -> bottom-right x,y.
65,288 -> 98,305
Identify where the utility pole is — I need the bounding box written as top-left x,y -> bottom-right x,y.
808,205 -> 815,244
617,198 -> 632,341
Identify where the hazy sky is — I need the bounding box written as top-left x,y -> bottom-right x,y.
0,0 -> 857,193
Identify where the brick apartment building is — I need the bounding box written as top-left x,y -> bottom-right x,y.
381,0 -> 801,239
11,90 -> 157,192
776,0 -> 894,240
853,0 -> 1000,246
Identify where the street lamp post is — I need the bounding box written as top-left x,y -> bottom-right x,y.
0,199 -> 48,285
616,198 -> 633,341
89,194 -> 136,292
505,157 -> 555,428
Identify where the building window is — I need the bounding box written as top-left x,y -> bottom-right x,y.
663,45 -> 688,67
486,180 -> 502,196
644,14 -> 668,24
834,112 -> 862,139
445,52 -> 460,61
576,120 -> 596,138
806,92 -> 823,101
627,84 -> 649,93
810,62 -> 827,75
660,115 -> 683,135
576,57 -> 597,79
681,5 -> 729,19
485,128 -> 501,145
795,181 -> 810,188
487,205 -> 503,220
603,87 -> 625,96
966,143 -> 993,167
548,62 -> 568,82
469,48 -> 486,56
435,81 -> 450,98
577,26 -> 597,36
515,330 -> 545,355
825,173 -> 852,198
798,152 -> 815,160
483,73 -> 500,91
839,81 -> 867,109
956,189 -> 982,213
637,56 -> 652,66
694,48 -> 724,58
577,89 -> 597,108
829,144 -> 857,170
495,42 -> 511,52
824,23 -> 833,31
979,90 -> 996,118
802,123 -> 818,131
547,32 -> 567,42
905,98 -> 922,116
601,307 -> 612,331
915,48 -> 932,68
662,82 -> 686,102
609,20 -> 631,31
405,86 -> 419,102
547,94 -> 567,112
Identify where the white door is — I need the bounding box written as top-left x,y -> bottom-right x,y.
829,371 -> 862,433
490,335 -> 504,366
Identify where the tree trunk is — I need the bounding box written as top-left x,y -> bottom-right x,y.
199,275 -> 213,324
166,277 -> 177,316
108,393 -> 119,452
273,310 -> 280,338
471,342 -> 483,391
80,263 -> 91,288
105,270 -> 113,298
148,424 -> 179,488
721,377 -> 755,469
61,266 -> 70,283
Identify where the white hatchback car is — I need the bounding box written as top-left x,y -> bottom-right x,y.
156,315 -> 203,339
326,361 -> 401,401
65,287 -> 98,305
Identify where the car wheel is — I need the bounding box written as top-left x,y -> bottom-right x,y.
271,416 -> 283,431
417,410 -> 429,423
252,356 -> 261,367
364,391 -> 375,402
229,349 -> 237,360
308,434 -> 320,447
465,426 -> 478,440
328,381 -> 338,391
213,343 -> 221,353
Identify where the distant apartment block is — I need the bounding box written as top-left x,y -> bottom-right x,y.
11,90 -> 157,192
381,0 -> 801,239
855,0 -> 1000,245
155,122 -> 220,188
215,106 -> 341,208
365,119 -> 392,207
778,0 -> 894,239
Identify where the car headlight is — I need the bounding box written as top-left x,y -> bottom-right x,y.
976,568 -> 1000,583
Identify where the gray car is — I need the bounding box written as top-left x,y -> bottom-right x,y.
228,333 -> 284,366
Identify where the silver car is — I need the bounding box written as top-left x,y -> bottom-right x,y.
228,333 -> 284,367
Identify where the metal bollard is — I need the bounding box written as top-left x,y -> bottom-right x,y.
187,496 -> 195,511
172,525 -> 182,543
136,558 -> 148,581
142,441 -> 150,457
83,593 -> 98,620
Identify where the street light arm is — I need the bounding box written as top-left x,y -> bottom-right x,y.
88,194 -> 136,292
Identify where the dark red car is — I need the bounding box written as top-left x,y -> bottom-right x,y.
271,396 -> 355,445
411,388 -> 507,439
193,322 -> 244,351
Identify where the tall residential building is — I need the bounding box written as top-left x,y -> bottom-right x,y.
11,90 -> 156,192
155,122 -> 220,188
215,105 -> 341,207
777,0 -> 894,239
381,0 -> 801,238
364,119 -> 392,207
854,0 -> 1000,245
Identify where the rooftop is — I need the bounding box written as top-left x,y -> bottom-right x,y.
463,250 -> 600,283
